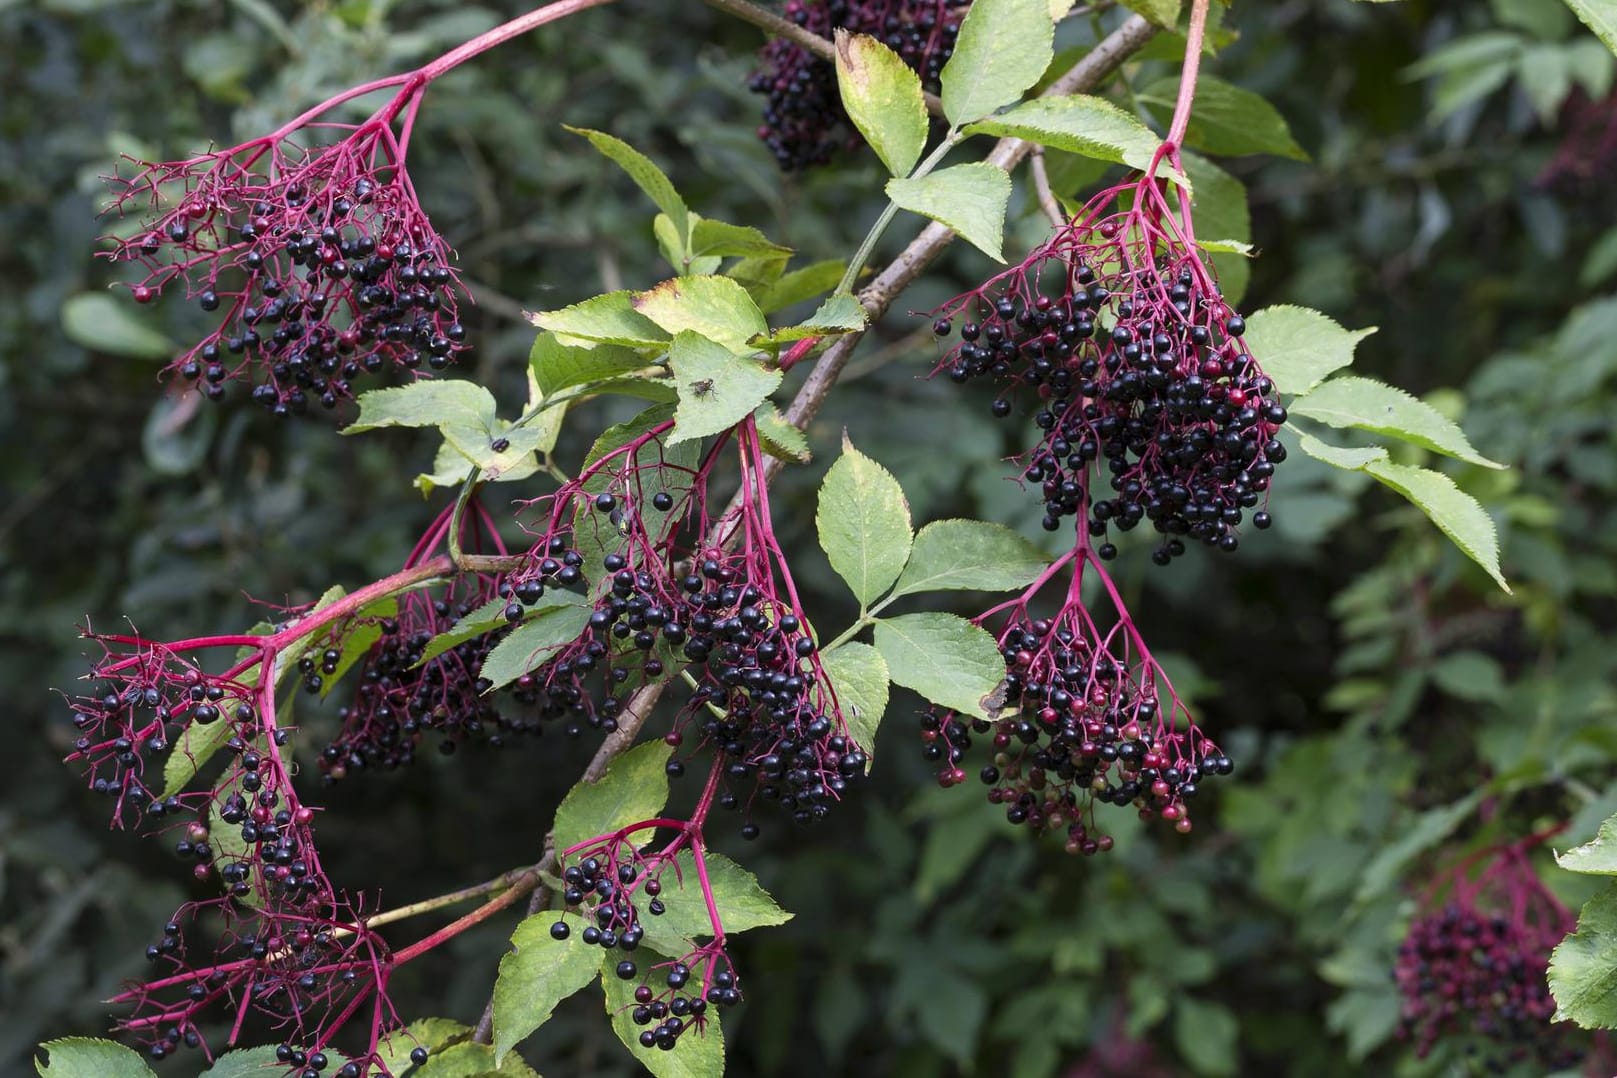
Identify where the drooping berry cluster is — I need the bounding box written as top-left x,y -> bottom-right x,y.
748,0 -> 970,170
64,630 -> 398,1069
1395,830 -> 1587,1070
922,545 -> 1228,853
932,167 -> 1284,561
103,81 -> 466,413
549,834 -> 740,1052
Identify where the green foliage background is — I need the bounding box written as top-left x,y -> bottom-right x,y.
5,0 -> 1617,1075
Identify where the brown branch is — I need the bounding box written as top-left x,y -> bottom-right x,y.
467,13 -> 1158,1043
1030,147 -> 1066,230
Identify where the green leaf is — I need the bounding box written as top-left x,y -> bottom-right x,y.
689,217 -> 791,260
754,260 -> 846,315
1140,75 -> 1308,159
412,1041 -> 541,1077
632,276 -> 769,353
887,162 -> 1011,262
816,437 -> 913,605
1183,152 -> 1251,303
1172,997 -> 1238,1077
530,332 -> 652,396
570,405 -> 700,579
528,291 -> 671,349
566,125 -> 690,252
420,593 -> 587,667
345,381 -> 496,435
376,1018 -> 474,1076
493,913 -> 606,1063
318,596 -> 397,697
1295,432 -> 1389,471
1353,791 -> 1485,906
666,331 -> 783,446
1289,376 -> 1505,469
890,519 -> 1049,597
759,293 -> 868,345
1363,460 -> 1511,594
603,960 -> 723,1078
962,95 -> 1176,181
1120,0 -> 1181,28
1558,813 -> 1617,875
34,1038 -> 157,1078
61,293 -> 175,360
753,403 -> 811,463
478,603 -> 594,691
552,740 -> 673,852
1242,305 -> 1376,395
820,641 -> 890,759
835,30 -> 928,176
1429,650 -> 1506,702
198,1047 -> 290,1077
1550,880 -> 1617,1027
940,0 -> 1055,125
873,612 -> 1005,719
636,848 -> 792,957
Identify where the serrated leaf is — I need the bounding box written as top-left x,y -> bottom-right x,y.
633,276 -> 768,353
1172,997 -> 1237,1077
1363,460 -> 1511,593
478,604 -> 594,691
1289,376 -> 1505,469
415,438 -> 541,497
199,1047 -> 291,1077
836,30 -> 928,176
1564,0 -> 1617,63
530,332 -> 653,395
873,612 -> 1005,719
1120,0 -> 1181,28
345,381 -> 496,435
759,293 -> 868,345
566,125 -> 690,252
890,519 -> 1049,597
1242,305 -> 1375,395
887,163 -> 1011,262
821,641 -> 889,759
603,960 -> 723,1078
553,740 -> 673,853
690,217 -> 791,260
940,0 -> 1055,125
1295,433 -> 1389,471
420,593 -> 586,667
1140,75 -> 1308,159
667,331 -> 782,445
528,292 -> 670,349
816,438 -> 913,605
1559,813 -> 1617,875
412,1041 -> 541,1077
754,260 -> 847,315
34,1038 -> 158,1078
753,403 -> 811,463
62,293 -> 176,360
963,95 -> 1179,183
636,848 -> 792,958
1550,880 -> 1617,1026
1183,152 -> 1251,302
493,913 -> 605,1063
376,1018 -> 474,1076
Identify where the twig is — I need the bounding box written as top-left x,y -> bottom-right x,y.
1030,147 -> 1066,230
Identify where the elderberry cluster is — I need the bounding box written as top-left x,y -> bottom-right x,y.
748,0 -> 969,170
108,136 -> 467,412
550,850 -> 738,1051
934,244 -> 1285,562
676,550 -> 866,827
1396,900 -> 1580,1069
924,616 -> 1230,852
